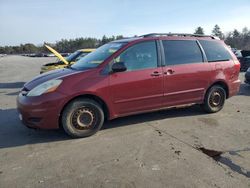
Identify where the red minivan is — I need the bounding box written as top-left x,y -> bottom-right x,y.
17,33 -> 241,137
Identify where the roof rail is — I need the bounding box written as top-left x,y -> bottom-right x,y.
140,33 -> 220,40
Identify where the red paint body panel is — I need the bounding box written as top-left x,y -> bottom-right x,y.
17,91 -> 67,129
109,67 -> 164,117
17,36 -> 241,130
163,63 -> 212,106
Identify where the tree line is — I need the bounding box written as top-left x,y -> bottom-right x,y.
0,35 -> 123,54
1,25 -> 250,54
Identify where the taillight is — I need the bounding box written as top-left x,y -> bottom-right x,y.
233,59 -> 241,70
231,59 -> 240,79
233,59 -> 240,64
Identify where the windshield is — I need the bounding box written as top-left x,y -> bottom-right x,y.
71,42 -> 127,70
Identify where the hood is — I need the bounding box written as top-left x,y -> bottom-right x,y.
24,68 -> 77,90
241,50 -> 250,57
45,45 -> 69,65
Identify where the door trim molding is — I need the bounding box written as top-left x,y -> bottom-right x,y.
164,88 -> 204,96
114,93 -> 163,104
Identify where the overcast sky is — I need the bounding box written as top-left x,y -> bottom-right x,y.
0,0 -> 250,46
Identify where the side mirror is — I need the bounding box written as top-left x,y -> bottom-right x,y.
111,62 -> 127,73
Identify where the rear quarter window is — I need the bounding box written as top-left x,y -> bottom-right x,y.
198,40 -> 232,62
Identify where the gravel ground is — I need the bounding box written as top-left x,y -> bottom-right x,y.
0,55 -> 250,188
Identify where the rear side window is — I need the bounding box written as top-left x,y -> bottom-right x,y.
198,40 -> 232,62
162,40 -> 203,66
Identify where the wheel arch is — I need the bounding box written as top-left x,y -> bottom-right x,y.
206,80 -> 229,99
59,94 -> 110,128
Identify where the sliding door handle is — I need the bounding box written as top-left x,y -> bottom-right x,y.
164,69 -> 175,75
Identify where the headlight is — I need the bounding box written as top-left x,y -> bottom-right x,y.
27,79 -> 62,97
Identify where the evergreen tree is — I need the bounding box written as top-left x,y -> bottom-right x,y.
194,27 -> 205,35
212,24 -> 224,39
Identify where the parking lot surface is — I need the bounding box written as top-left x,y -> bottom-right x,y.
0,55 -> 250,188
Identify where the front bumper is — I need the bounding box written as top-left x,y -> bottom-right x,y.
16,92 -> 67,129
245,71 -> 250,84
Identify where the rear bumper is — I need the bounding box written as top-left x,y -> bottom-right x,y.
228,79 -> 241,97
16,92 -> 67,129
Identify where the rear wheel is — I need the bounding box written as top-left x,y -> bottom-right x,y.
201,85 -> 226,113
62,98 -> 104,138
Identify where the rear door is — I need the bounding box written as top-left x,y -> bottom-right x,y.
161,39 -> 212,106
109,40 -> 164,116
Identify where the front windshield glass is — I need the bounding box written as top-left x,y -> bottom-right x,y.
71,42 -> 127,70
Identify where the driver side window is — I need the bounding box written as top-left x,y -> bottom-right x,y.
115,41 -> 158,71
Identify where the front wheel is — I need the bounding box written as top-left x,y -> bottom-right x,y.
61,98 -> 104,138
201,85 -> 226,113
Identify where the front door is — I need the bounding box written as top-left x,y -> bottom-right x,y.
109,40 -> 164,117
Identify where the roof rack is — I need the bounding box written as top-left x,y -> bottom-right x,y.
140,33 -> 220,40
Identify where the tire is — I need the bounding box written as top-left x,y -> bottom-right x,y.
201,85 -> 226,113
61,98 -> 104,138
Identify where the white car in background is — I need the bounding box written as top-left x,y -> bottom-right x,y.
0,54 -> 7,57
